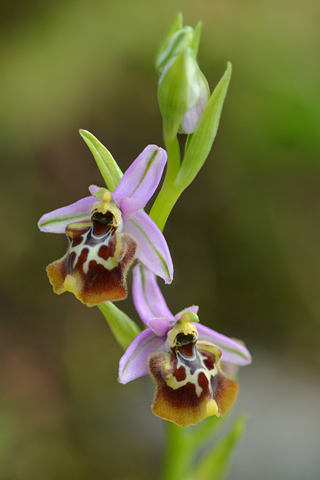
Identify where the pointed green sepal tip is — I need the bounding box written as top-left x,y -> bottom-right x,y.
155,12 -> 183,70
190,21 -> 202,56
174,11 -> 183,27
175,61 -> 232,191
167,11 -> 183,35
98,302 -> 141,351
79,129 -> 123,192
156,26 -> 194,76
166,11 -> 183,34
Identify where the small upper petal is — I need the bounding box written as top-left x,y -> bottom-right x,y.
197,323 -> 252,366
118,328 -> 166,384
118,197 -> 145,219
38,196 -> 97,234
89,185 -> 100,196
113,145 -> 167,206
124,211 -> 173,284
132,264 -> 174,326
147,317 -> 171,337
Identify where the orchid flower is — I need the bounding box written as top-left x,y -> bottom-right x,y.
119,264 -> 251,427
38,145 -> 173,307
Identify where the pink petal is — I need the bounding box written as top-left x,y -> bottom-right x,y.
147,318 -> 171,336
113,145 -> 167,207
124,211 -> 173,284
132,264 -> 174,326
38,196 -> 96,234
197,323 -> 252,366
118,328 -> 166,384
118,197 -> 144,219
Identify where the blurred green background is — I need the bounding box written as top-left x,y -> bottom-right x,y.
1,0 -> 320,478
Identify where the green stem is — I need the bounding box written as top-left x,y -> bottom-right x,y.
150,135 -> 182,231
165,134 -> 181,182
149,181 -> 181,232
161,423 -> 193,480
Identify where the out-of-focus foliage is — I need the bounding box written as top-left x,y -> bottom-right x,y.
1,0 -> 320,479
193,416 -> 246,480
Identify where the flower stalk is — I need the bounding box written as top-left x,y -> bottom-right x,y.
161,422 -> 193,480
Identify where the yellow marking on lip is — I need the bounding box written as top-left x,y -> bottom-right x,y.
63,275 -> 77,294
206,399 -> 218,416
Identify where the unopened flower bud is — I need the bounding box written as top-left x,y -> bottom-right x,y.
156,14 -> 209,138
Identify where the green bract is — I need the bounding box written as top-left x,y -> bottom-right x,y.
98,302 -> 140,351
176,62 -> 232,191
193,416 -> 246,480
